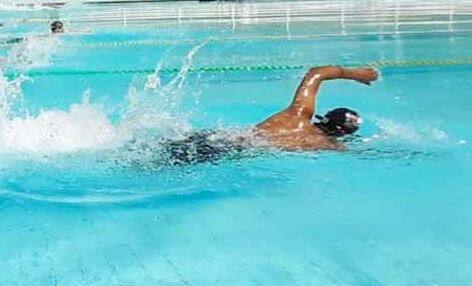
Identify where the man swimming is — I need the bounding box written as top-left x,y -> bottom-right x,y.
0,21 -> 64,46
50,21 -> 64,34
254,65 -> 378,150
163,65 -> 378,164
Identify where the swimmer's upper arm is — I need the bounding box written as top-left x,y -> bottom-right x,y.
289,66 -> 344,119
256,66 -> 377,130
289,66 -> 379,120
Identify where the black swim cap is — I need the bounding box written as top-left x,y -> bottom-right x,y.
314,108 -> 362,136
50,21 -> 64,34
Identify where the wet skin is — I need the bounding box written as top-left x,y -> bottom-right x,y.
253,66 -> 378,151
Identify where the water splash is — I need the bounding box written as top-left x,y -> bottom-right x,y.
0,39 -> 215,203
0,39 -> 207,154
0,35 -> 102,153
366,116 -> 448,145
119,40 -> 207,140
0,36 -> 57,119
4,36 -> 58,72
0,72 -> 27,119
0,94 -> 120,153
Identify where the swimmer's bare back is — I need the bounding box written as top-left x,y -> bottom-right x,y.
253,66 -> 378,151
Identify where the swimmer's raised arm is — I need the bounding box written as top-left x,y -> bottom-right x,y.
289,66 -> 378,119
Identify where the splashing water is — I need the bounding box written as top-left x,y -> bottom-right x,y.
121,40 -> 207,139
0,94 -> 121,152
367,116 -> 449,145
4,36 -> 58,72
0,39 -> 208,154
0,73 -> 26,119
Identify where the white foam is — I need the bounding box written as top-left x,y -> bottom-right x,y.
119,41 -> 207,140
0,40 -> 207,154
373,117 -> 448,143
0,74 -> 27,118
1,37 -> 109,154
5,36 -> 58,71
0,99 -> 122,153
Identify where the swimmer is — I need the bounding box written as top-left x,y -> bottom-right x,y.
163,66 -> 378,164
254,65 -> 378,150
50,21 -> 64,34
0,20 -> 64,46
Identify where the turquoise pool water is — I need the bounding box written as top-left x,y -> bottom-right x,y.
1,24 -> 472,285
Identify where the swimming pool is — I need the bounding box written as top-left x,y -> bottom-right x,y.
1,1 -> 472,285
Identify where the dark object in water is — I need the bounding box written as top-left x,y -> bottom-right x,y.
50,21 -> 64,34
314,107 -> 361,137
163,130 -> 243,165
3,37 -> 23,44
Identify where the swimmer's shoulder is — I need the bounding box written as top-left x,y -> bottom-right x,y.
249,125 -> 344,151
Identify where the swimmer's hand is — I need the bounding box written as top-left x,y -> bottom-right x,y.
349,68 -> 379,85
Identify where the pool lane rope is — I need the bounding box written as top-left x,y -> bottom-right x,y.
5,57 -> 472,78
2,30 -> 472,49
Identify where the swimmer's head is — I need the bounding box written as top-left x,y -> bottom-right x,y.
50,21 -> 64,34
314,108 -> 362,137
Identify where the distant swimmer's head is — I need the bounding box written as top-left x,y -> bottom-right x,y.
50,21 -> 64,34
314,108 -> 362,137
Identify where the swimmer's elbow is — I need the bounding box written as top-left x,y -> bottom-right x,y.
309,66 -> 343,80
